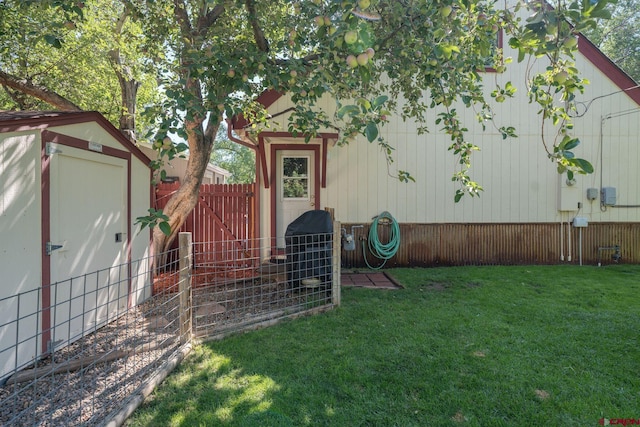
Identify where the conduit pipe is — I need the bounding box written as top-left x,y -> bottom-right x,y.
567,217 -> 572,262
560,213 -> 564,262
599,109 -> 640,211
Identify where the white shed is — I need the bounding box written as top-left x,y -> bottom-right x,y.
0,111 -> 152,380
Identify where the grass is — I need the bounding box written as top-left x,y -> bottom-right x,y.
126,265 -> 640,426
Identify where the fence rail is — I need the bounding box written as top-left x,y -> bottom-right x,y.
0,226 -> 340,426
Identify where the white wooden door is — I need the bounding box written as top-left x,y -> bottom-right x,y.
48,144 -> 128,348
275,150 -> 316,247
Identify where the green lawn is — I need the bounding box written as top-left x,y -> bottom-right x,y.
127,265 -> 640,426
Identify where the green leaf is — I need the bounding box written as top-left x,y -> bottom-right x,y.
44,34 -> 62,48
563,138 -> 580,150
590,8 -> 611,19
336,105 -> 359,119
365,122 -> 378,142
159,221 -> 171,236
573,158 -> 594,174
356,97 -> 371,110
372,95 -> 388,109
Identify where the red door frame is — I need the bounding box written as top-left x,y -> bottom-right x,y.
40,130 -> 132,354
269,143 -> 321,247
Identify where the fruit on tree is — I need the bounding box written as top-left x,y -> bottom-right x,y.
344,30 -> 358,44
553,70 -> 569,84
563,35 -> 578,49
346,55 -> 358,68
439,5 -> 452,17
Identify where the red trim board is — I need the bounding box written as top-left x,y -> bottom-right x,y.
39,130 -> 133,353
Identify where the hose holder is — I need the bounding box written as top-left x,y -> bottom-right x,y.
362,211 -> 401,270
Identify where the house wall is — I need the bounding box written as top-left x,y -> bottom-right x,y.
139,144 -> 230,185
254,34 -> 640,265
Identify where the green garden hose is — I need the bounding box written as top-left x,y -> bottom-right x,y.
362,211 -> 401,270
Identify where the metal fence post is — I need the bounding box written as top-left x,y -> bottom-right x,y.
178,232 -> 193,344
332,221 -> 341,306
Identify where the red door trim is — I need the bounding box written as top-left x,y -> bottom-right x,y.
269,144 -> 321,247
40,130 -> 132,354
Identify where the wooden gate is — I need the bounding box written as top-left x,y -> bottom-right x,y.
155,182 -> 257,268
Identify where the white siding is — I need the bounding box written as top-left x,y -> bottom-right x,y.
0,131 -> 42,379
0,131 -> 41,293
259,38 -> 640,227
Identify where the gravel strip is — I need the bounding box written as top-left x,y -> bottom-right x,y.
0,271 -> 332,426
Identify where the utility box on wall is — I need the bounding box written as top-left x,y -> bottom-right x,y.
586,188 -> 598,201
572,217 -> 588,227
558,175 -> 581,211
601,187 -> 617,206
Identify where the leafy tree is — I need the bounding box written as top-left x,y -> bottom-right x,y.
0,0 -> 159,138
583,0 -> 640,82
211,123 -> 256,184
0,0 -> 615,254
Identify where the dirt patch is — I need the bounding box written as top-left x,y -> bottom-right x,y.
452,411 -> 467,423
153,266 -> 259,294
422,282 -> 449,291
535,389 -> 550,400
472,351 -> 486,357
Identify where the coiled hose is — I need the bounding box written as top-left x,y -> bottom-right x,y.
363,211 -> 401,270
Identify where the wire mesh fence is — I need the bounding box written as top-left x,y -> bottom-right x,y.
0,224 -> 340,426
0,249 -> 186,426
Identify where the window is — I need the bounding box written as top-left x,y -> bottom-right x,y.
484,30 -> 504,72
282,156 -> 309,199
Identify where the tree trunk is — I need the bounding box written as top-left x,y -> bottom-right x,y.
152,100 -> 220,257
152,131 -> 217,256
152,2 -> 226,262
109,10 -> 139,142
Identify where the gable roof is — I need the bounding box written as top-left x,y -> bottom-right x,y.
578,34 -> 640,105
0,110 -> 151,166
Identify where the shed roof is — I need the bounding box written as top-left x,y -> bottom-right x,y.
0,110 -> 150,167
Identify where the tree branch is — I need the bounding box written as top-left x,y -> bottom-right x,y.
197,3 -> 227,36
245,0 -> 269,52
204,118 -> 220,146
109,9 -> 139,139
0,70 -> 82,111
173,0 -> 193,36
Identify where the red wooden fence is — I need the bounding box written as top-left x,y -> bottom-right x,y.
154,182 -> 257,268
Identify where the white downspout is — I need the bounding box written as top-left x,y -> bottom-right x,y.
560,213 -> 564,262
567,216 -> 572,262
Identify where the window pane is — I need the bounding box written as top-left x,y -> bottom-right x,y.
283,178 -> 308,198
283,157 -> 308,178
